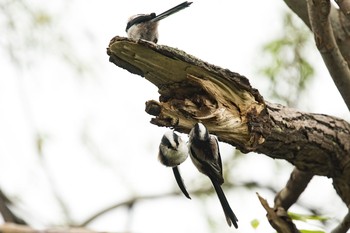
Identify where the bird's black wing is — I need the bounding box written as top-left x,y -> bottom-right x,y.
210,136 -> 223,176
189,140 -> 224,185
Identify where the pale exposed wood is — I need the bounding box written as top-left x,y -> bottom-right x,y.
107,36 -> 350,232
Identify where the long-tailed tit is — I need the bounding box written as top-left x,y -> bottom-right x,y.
188,123 -> 238,228
158,130 -> 191,199
126,1 -> 192,43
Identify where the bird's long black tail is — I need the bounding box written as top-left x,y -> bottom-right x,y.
152,1 -> 192,22
210,177 -> 238,228
172,166 -> 191,199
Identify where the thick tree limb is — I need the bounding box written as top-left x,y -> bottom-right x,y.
275,5 -> 350,228
107,36 -> 350,205
107,37 -> 350,232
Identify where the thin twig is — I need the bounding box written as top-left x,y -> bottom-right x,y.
0,223 -> 107,233
257,193 -> 300,233
78,191 -> 186,227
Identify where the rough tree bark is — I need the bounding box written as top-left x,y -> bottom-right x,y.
107,36 -> 350,232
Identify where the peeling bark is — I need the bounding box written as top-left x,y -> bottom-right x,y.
107,37 -> 350,208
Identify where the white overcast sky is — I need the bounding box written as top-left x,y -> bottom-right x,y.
0,1 -> 348,233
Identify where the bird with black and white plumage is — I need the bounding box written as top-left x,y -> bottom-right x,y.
188,122 -> 238,228
158,130 -> 191,199
126,1 -> 192,43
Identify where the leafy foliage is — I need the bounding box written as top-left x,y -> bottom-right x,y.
0,0 -> 91,75
289,211 -> 329,222
289,211 -> 328,233
299,230 -> 326,233
258,12 -> 314,107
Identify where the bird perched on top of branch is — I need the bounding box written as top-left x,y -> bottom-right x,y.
126,1 -> 192,43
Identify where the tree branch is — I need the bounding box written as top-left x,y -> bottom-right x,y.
0,223 -> 105,233
0,190 -> 26,225
78,192 -> 180,227
331,206 -> 350,233
335,0 -> 350,19
283,0 -> 311,28
307,0 -> 350,110
77,179 -> 323,228
284,0 -> 350,111
107,36 -> 350,204
274,168 -> 314,210
284,0 -> 350,68
257,193 -> 300,233
107,36 -> 350,227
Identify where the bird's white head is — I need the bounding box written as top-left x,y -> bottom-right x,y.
162,130 -> 179,149
125,1 -> 192,43
192,123 -> 209,141
159,130 -> 188,167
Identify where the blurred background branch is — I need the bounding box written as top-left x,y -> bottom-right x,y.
0,1 -> 347,233
0,190 -> 26,225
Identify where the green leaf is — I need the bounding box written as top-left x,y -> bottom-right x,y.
300,230 -> 326,233
288,212 -> 329,222
250,218 -> 260,229
34,11 -> 52,25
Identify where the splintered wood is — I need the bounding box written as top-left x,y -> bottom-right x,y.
107,36 -> 266,149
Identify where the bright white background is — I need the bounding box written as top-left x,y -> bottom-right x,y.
0,0 -> 349,233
